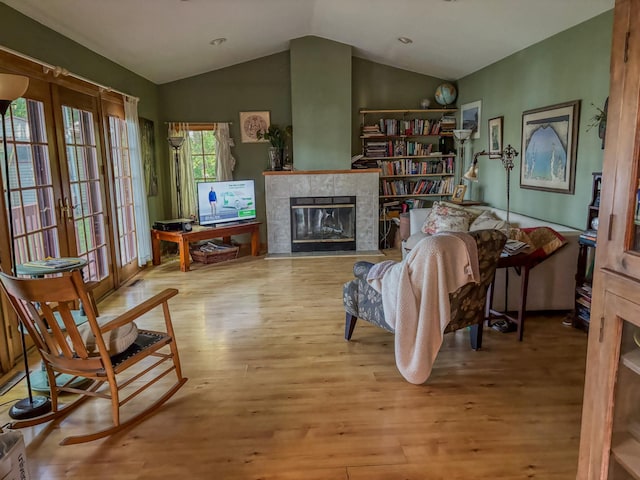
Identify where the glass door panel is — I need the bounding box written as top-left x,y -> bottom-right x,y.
62,104 -> 110,283
1,97 -> 60,264
606,292 -> 640,479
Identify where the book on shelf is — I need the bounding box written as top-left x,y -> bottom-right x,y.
22,258 -> 83,269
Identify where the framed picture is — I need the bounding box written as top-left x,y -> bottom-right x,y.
520,100 -> 580,194
488,116 -> 503,158
239,111 -> 270,143
461,100 -> 482,139
451,184 -> 467,203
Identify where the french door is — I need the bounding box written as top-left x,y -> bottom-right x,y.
1,81 -> 140,369
52,86 -> 115,298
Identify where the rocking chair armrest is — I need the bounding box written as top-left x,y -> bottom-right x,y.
99,288 -> 179,333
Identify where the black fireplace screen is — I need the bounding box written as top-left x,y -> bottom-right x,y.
290,196 -> 356,252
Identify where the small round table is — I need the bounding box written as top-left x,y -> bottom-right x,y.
16,257 -> 92,392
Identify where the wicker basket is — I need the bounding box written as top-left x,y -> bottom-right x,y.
190,243 -> 239,264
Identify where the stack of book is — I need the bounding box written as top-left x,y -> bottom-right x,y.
502,239 -> 529,256
579,229 -> 597,246
362,124 -> 382,137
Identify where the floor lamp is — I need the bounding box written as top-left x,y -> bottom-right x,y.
168,136 -> 185,219
0,73 -> 52,419
465,145 -> 519,225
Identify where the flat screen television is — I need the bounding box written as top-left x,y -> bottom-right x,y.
197,179 -> 257,226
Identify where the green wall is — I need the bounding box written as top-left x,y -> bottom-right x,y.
0,3 -> 164,222
290,36 -> 352,170
351,57 -> 448,155
457,10 -> 613,229
158,52 -> 292,236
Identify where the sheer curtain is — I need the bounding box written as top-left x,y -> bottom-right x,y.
167,122 -> 196,218
215,122 -> 236,181
124,96 -> 152,266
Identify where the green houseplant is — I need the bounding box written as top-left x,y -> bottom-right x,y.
257,124 -> 292,170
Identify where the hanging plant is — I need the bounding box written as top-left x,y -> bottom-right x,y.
586,97 -> 608,149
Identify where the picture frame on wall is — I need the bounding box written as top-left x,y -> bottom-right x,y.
488,116 -> 503,158
239,111 -> 270,143
461,100 -> 482,139
520,100 -> 580,194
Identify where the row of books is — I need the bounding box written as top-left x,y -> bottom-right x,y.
378,157 -> 454,176
363,118 -> 445,137
381,177 -> 454,196
364,140 -> 439,158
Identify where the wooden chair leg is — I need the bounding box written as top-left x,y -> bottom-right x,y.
469,323 -> 483,350
345,313 -> 358,340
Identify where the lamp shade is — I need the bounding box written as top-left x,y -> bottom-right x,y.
463,161 -> 479,182
453,129 -> 472,141
168,136 -> 185,149
0,74 -> 29,101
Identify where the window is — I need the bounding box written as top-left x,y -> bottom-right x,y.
188,127 -> 216,182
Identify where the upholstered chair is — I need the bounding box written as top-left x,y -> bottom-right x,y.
343,229 -> 506,350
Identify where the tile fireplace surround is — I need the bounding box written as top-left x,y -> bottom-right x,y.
263,169 -> 380,255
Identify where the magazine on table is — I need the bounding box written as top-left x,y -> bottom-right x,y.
502,240 -> 529,256
22,258 -> 84,269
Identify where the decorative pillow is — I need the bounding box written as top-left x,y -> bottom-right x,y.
439,201 -> 484,219
521,226 -> 567,260
470,210 -> 508,232
421,202 -> 475,234
433,214 -> 469,233
78,317 -> 139,356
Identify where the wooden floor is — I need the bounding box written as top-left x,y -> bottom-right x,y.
0,250 -> 588,479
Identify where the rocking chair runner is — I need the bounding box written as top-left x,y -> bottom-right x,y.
0,270 -> 187,445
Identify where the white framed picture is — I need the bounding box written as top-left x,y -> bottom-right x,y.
461,101 -> 482,139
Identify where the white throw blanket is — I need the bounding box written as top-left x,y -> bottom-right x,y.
367,232 -> 480,384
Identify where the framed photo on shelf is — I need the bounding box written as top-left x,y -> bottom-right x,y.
488,116 -> 503,158
451,184 -> 467,203
239,111 -> 270,143
520,100 -> 580,194
461,100 -> 482,139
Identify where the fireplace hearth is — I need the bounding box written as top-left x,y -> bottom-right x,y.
290,196 -> 356,252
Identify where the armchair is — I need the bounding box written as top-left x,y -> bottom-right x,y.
343,229 -> 506,352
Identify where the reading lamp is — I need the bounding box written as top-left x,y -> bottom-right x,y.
168,136 -> 185,218
466,145 -> 519,225
1,73 -> 52,419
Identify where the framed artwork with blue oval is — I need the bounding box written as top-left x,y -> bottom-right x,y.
520,100 -> 580,194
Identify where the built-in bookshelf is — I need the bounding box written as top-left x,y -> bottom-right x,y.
354,108 -> 457,209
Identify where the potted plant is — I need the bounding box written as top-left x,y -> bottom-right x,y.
257,124 -> 292,170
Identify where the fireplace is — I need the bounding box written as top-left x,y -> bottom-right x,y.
290,196 -> 356,252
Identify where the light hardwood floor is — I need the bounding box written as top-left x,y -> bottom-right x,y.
0,250 -> 588,479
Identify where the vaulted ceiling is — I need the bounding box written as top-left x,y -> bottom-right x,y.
2,0 -> 614,84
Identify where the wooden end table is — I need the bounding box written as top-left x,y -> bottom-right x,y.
151,221 -> 262,272
486,244 -> 566,341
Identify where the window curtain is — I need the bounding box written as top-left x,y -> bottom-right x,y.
124,96 -> 152,266
167,122 -> 196,218
215,122 -> 236,181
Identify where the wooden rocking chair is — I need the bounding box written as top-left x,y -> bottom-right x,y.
0,270 -> 187,445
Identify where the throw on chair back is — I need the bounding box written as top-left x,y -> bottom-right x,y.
0,269 -> 187,445
343,229 -> 507,350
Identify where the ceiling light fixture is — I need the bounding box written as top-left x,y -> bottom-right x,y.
397,37 -> 413,44
210,38 -> 227,46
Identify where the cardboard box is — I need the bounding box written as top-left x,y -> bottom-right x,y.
0,431 -> 30,480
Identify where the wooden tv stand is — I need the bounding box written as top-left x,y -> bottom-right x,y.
151,221 -> 261,272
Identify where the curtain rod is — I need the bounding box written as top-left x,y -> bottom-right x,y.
0,45 -> 139,101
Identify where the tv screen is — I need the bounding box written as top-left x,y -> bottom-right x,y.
197,180 -> 257,226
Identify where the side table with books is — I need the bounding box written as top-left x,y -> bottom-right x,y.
570,231 -> 597,331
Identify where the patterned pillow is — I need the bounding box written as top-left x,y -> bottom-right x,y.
433,214 -> 469,233
421,202 -> 475,234
470,210 -> 508,231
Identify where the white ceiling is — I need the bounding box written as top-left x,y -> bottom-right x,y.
3,0 -> 614,84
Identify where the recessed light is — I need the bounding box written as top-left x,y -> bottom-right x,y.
398,37 -> 413,44
210,38 -> 227,46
